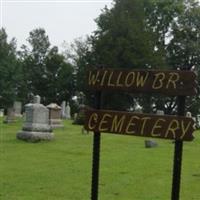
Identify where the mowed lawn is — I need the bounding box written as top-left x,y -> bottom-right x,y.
0,117 -> 200,200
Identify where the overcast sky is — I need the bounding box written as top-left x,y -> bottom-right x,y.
1,0 -> 113,49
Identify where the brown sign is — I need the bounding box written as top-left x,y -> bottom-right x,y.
85,108 -> 195,141
88,69 -> 197,96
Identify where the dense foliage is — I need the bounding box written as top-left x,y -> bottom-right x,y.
0,28 -> 21,108
0,28 -> 74,107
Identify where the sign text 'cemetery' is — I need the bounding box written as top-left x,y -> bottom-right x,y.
85,108 -> 195,141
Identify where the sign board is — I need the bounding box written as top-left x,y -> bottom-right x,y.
87,67 -> 198,200
88,69 -> 197,96
85,108 -> 195,141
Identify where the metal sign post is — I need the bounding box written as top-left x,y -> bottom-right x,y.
171,96 -> 186,200
91,90 -> 101,200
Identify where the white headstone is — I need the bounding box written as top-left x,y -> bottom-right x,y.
65,102 -> 71,119
145,140 -> 158,148
186,112 -> 192,118
0,109 -> 4,117
196,114 -> 200,129
135,103 -> 142,113
61,101 -> 66,119
156,110 -> 164,115
34,95 -> 41,104
13,101 -> 22,117
3,108 -> 16,123
74,113 -> 78,120
17,95 -> 54,142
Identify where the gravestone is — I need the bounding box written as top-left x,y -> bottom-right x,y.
135,105 -> 142,113
196,114 -> 200,129
186,112 -> 197,129
47,103 -> 63,128
73,104 -> 85,125
156,110 -> 165,115
4,108 -> 16,123
0,109 -> 4,117
145,140 -> 158,148
65,102 -> 71,119
17,95 -> 53,142
13,101 -> 22,117
74,113 -> 78,121
186,111 -> 192,118
144,110 -> 164,147
61,101 -> 66,119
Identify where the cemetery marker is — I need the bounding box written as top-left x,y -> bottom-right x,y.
86,68 -> 198,200
88,69 -> 197,96
85,109 -> 195,141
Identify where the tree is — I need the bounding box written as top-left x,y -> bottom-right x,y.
62,38 -> 90,94
73,0 -> 172,110
91,0 -> 164,69
44,46 -> 74,104
21,28 -> 74,104
67,1 -> 148,110
0,28 -> 21,108
21,28 -> 50,98
166,0 -> 200,115
27,28 -> 50,65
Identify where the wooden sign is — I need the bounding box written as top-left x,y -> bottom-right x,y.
85,108 -> 195,141
88,69 -> 197,96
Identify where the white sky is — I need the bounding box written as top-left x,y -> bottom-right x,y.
1,0 -> 113,49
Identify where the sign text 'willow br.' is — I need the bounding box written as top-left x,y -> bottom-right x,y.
85,109 -> 195,141
88,69 -> 197,96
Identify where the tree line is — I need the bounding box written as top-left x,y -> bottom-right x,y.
0,0 -> 199,115
0,28 -> 74,107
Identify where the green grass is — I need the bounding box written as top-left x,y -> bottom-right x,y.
0,117 -> 200,200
